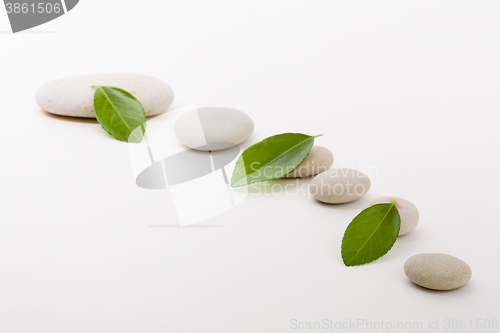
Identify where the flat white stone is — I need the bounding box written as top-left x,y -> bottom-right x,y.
174,107 -> 254,151
309,168 -> 371,204
35,74 -> 174,118
404,253 -> 472,290
284,146 -> 333,178
364,196 -> 419,236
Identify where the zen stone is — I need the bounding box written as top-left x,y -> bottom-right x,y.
35,74 -> 174,118
364,196 -> 419,236
309,168 -> 371,203
174,107 -> 254,151
404,253 -> 472,291
284,146 -> 333,178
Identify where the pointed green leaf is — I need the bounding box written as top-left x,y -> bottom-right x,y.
341,200 -> 401,266
230,133 -> 321,187
92,86 -> 146,143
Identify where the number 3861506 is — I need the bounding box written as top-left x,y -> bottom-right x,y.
5,2 -> 62,14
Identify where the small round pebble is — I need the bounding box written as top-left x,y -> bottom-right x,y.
309,168 -> 371,204
35,74 -> 174,118
404,253 -> 472,291
284,146 -> 333,178
174,107 -> 254,151
364,196 -> 419,236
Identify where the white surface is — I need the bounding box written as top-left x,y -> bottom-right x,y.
1,1 -> 500,332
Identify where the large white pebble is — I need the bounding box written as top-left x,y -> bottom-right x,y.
404,253 -> 472,291
174,107 -> 254,151
284,146 -> 333,178
309,168 -> 371,203
35,74 -> 174,118
363,196 -> 419,236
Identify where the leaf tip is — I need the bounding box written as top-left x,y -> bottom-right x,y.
341,255 -> 360,267
341,256 -> 350,267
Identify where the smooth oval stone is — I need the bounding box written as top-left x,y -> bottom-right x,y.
309,168 -> 371,203
35,74 -> 174,118
174,107 -> 254,151
284,146 -> 333,178
404,253 -> 472,291
363,196 -> 419,236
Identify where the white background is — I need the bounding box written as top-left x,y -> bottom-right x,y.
1,1 -> 500,332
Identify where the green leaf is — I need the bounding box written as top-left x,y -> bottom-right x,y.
230,133 -> 321,187
92,86 -> 146,143
341,200 -> 401,266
